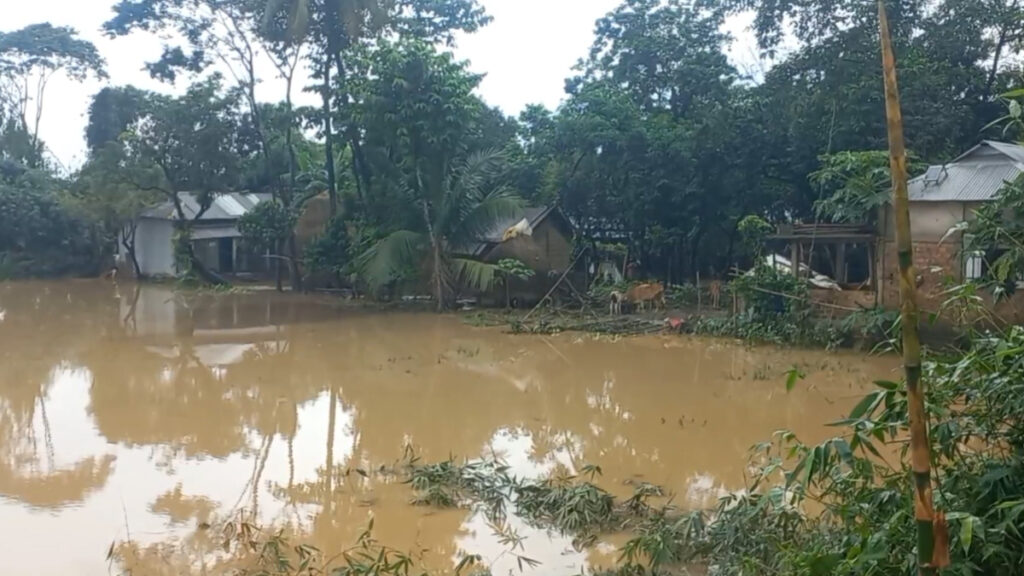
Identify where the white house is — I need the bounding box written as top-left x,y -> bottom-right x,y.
125,192 -> 273,278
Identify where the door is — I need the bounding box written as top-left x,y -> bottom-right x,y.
218,238 -> 235,273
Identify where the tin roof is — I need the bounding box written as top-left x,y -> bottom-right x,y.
141,192 -> 271,220
909,141 -> 1024,202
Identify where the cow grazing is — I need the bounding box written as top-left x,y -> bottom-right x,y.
625,282 -> 666,313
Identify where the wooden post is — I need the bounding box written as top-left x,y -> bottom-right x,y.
836,243 -> 848,284
790,242 -> 800,277
696,270 -> 702,313
878,2 -> 938,574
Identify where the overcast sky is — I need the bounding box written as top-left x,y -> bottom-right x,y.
5,0 -> 762,170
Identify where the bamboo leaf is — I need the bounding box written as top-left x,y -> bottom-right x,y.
960,515 -> 975,553
848,391 -> 881,420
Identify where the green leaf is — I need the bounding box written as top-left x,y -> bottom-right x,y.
786,367 -> 805,392
874,380 -> 900,391
960,515 -> 975,553
848,391 -> 881,420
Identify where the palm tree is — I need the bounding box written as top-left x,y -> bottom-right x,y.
358,150 -> 523,311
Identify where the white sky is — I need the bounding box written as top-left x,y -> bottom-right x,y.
4,0 -> 762,171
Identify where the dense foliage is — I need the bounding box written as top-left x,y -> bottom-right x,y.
2,0 -> 1023,291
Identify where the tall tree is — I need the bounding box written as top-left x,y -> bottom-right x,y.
353,41 -> 522,309
0,23 -> 107,168
95,78 -> 247,284
264,0 -> 489,216
106,0 -> 317,289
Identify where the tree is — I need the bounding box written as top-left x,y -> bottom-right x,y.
238,200 -> 298,277
72,143 -> 162,278
496,258 -> 534,308
305,215 -> 351,282
0,23 -> 107,168
342,39 -> 526,308
0,168 -> 95,277
85,86 -> 148,153
578,0 -> 733,117
264,0 -> 489,216
358,150 -> 522,311
95,79 -> 247,284
811,150 -> 907,224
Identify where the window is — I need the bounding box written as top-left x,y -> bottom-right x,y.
963,234 -> 985,281
964,234 -> 1024,286
965,251 -> 985,281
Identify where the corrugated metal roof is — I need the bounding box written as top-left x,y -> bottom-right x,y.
191,225 -> 242,240
985,141 -> 1024,164
141,192 -> 272,220
909,141 -> 1024,202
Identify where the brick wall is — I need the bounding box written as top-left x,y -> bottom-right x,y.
810,289 -> 878,319
879,240 -> 1024,324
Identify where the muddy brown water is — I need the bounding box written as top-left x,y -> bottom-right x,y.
0,281 -> 899,575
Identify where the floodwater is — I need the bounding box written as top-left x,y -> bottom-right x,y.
0,281 -> 898,575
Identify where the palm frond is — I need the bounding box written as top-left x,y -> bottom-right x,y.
448,188 -> 524,248
452,149 -> 509,201
356,230 -> 426,289
439,149 -> 512,234
451,258 -> 501,292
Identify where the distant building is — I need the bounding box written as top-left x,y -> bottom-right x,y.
456,206 -> 577,305
768,141 -> 1024,321
124,192 -> 273,278
877,140 -> 1024,319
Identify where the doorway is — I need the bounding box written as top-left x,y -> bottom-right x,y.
218,238 -> 235,273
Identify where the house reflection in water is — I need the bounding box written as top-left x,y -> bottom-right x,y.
119,285 -> 345,366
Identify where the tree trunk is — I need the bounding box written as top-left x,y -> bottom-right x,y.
274,239 -> 283,292
878,3 -> 938,574
421,200 -> 447,312
284,69 -> 303,293
986,29 -> 1007,100
121,223 -> 142,279
287,233 -> 304,293
321,57 -> 338,217
176,229 -> 228,286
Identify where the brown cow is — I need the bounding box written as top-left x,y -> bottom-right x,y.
709,280 -> 722,309
625,282 -> 666,313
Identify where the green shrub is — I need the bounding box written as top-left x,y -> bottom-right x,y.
305,216 -> 351,276
689,264 -> 851,347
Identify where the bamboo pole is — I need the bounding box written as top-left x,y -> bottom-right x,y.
877,3 -> 939,574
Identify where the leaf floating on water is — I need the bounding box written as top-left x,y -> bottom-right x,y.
785,367 -> 806,392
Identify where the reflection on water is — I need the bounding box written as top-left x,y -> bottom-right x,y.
0,281 -> 897,575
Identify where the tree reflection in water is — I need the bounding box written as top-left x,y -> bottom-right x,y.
0,281 -> 892,576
